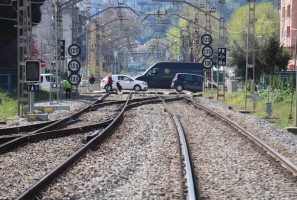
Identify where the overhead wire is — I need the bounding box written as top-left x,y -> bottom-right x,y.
257,10 -> 297,24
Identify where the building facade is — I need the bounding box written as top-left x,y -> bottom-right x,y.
280,0 -> 297,70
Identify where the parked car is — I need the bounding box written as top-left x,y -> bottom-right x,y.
38,74 -> 62,90
100,75 -> 148,91
171,73 -> 217,92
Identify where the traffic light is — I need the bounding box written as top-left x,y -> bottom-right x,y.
102,62 -> 105,71
25,60 -> 40,82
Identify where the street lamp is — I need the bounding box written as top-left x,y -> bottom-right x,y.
291,28 -> 297,126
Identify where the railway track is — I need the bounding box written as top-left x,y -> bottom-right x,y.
0,93 -> 161,152
2,92 -> 297,198
169,97 -> 297,198
0,93 -> 194,199
0,92 -> 186,199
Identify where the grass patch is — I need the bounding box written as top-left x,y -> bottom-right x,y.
0,89 -> 51,120
204,89 -> 295,129
0,93 -> 18,120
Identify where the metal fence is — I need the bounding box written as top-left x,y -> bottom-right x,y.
0,66 -> 17,93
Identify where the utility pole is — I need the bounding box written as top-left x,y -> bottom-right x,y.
244,0 -> 256,111
114,46 -> 118,74
50,0 -> 63,104
180,29 -> 183,62
16,0 -> 32,116
86,7 -> 91,78
217,0 -> 226,101
71,1 -> 79,97
95,8 -> 101,86
204,0 -> 211,92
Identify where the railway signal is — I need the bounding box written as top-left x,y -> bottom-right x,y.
25,60 -> 40,82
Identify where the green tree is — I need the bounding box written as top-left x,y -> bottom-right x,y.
228,2 -> 279,47
228,2 -> 284,80
259,36 -> 290,75
229,37 -> 262,82
229,34 -> 290,82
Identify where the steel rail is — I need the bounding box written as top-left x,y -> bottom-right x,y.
91,96 -> 160,110
0,119 -> 112,146
160,97 -> 196,200
0,95 -> 160,153
187,97 -> 297,176
0,120 -> 57,135
15,95 -> 183,199
0,93 -> 110,136
0,136 -> 20,144
15,92 -> 131,200
0,93 -> 110,153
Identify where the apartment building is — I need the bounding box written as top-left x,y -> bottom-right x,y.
280,0 -> 297,70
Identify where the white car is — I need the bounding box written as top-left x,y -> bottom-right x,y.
38,74 -> 62,90
100,75 -> 148,91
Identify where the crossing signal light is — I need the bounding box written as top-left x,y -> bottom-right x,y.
102,62 -> 105,71
25,60 -> 40,82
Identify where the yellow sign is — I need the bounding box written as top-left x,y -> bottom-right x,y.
44,108 -> 54,113
29,115 -> 36,120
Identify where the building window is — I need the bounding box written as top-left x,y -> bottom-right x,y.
282,7 -> 285,18
287,26 -> 291,38
287,5 -> 291,17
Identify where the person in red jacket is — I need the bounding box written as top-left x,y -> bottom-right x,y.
106,74 -> 114,92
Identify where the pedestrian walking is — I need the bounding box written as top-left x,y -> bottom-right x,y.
116,82 -> 122,92
89,74 -> 95,92
106,74 -> 114,92
63,79 -> 72,99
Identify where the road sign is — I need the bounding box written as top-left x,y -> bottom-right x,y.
81,68 -> 86,74
68,73 -> 81,85
68,44 -> 81,57
68,60 -> 81,72
202,58 -> 213,69
201,34 -> 212,45
26,85 -> 39,92
202,46 -> 213,57
218,48 -> 227,66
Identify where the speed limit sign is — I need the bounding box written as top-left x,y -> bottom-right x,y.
202,58 -> 213,69
68,44 -> 81,57
68,73 -> 81,85
201,34 -> 212,45
202,46 -> 213,57
68,60 -> 81,72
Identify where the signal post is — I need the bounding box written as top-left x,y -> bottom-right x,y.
25,60 -> 48,121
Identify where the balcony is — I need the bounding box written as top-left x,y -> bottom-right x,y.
286,18 -> 290,25
287,37 -> 291,46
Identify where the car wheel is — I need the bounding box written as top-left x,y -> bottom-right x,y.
105,85 -> 112,91
176,85 -> 183,92
134,85 -> 141,91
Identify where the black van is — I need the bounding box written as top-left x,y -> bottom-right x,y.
135,62 -> 204,88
